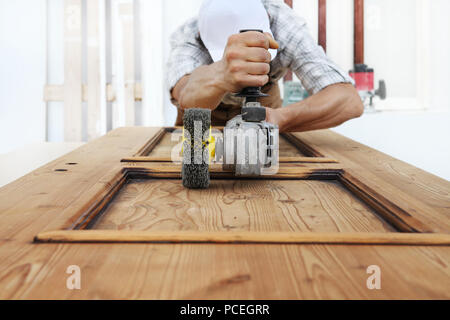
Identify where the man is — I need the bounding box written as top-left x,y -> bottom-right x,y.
167,0 -> 363,132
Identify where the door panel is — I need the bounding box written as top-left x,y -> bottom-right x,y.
92,179 -> 395,233
1,127 -> 449,299
32,128 -> 449,244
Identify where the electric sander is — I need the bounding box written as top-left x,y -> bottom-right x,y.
182,29 -> 279,189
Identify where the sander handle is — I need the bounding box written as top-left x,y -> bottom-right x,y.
234,29 -> 269,102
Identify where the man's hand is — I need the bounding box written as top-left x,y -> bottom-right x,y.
172,32 -> 278,110
216,31 -> 279,93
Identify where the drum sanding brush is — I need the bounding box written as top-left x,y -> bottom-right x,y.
181,108 -> 211,189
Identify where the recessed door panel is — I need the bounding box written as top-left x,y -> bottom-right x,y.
91,179 -> 395,233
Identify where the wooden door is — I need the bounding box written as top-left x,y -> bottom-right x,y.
0,127 -> 449,299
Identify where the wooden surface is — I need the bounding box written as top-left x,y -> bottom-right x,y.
36,230 -> 450,246
93,179 -> 394,233
0,127 -> 449,299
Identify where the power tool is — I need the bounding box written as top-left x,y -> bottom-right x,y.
182,30 -> 279,188
349,64 -> 386,109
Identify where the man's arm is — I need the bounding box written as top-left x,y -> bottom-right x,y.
172,31 -> 279,110
266,83 -> 364,132
171,63 -> 227,111
260,1 -> 363,132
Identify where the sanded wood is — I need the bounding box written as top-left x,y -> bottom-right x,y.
278,135 -> 308,157
0,127 -> 449,299
121,156 -> 338,163
35,230 -> 450,246
146,128 -> 182,158
123,165 -> 341,180
91,179 -> 394,233
290,131 -> 450,233
283,133 -> 324,156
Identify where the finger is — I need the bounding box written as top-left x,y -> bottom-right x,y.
243,47 -> 272,63
241,31 -> 270,49
243,62 -> 270,76
264,32 -> 279,49
237,74 -> 270,88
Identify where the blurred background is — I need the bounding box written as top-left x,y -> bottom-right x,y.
1,0 -> 449,185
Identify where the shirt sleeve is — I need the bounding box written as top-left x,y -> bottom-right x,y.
266,0 -> 354,95
165,18 -> 213,104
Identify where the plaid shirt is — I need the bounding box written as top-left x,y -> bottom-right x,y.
166,0 -> 353,106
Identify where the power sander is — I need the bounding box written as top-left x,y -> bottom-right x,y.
182,30 -> 279,189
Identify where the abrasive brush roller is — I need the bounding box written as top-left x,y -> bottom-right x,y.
181,108 -> 212,189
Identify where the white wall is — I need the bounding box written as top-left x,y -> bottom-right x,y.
46,0 -> 64,142
429,0 -> 450,111
0,0 -> 47,154
326,0 -> 353,73
298,0 -> 450,112
162,0 -> 204,126
365,0 -> 419,109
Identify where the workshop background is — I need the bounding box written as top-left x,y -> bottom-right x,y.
1,0 -> 449,185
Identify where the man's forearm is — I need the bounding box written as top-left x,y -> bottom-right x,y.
269,83 -> 363,132
172,62 -> 228,110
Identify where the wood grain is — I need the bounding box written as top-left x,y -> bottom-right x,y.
35,230 -> 450,246
0,127 -> 449,299
283,133 -> 324,157
291,130 -> 450,233
91,179 -> 394,233
279,135 -> 308,157
121,156 -> 338,163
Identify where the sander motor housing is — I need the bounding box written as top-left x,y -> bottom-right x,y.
222,109 -> 279,176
